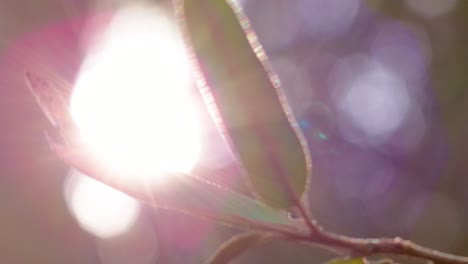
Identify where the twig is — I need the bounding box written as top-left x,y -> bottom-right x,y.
284,228 -> 468,264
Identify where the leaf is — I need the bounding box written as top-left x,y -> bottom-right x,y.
25,70 -> 71,131
178,0 -> 311,209
49,140 -> 305,234
324,257 -> 367,264
25,70 -> 79,144
206,231 -> 266,264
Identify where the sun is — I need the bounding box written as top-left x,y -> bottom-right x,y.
70,4 -> 201,182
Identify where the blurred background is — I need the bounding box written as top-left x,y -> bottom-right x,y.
0,0 -> 467,263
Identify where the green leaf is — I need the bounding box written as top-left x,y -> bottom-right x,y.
206,231 -> 266,264
49,141 -> 304,233
178,0 -> 311,209
324,257 -> 367,264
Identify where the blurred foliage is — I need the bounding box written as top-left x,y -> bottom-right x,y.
368,0 -> 468,184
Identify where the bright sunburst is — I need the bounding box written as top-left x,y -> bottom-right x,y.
70,4 -> 201,182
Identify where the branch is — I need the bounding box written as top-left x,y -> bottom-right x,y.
286,229 -> 468,264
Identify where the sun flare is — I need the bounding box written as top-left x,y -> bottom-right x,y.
64,171 -> 140,238
70,4 -> 201,182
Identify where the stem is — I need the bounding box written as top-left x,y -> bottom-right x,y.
280,177 -> 468,263
293,197 -> 323,235
286,229 -> 468,264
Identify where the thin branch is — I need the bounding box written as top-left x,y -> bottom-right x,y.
285,229 -> 468,264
